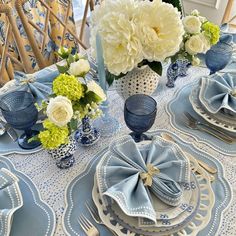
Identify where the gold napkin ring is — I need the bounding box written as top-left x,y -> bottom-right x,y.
140,164 -> 160,187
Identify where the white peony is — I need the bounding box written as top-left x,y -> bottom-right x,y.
87,80 -> 106,101
68,59 -> 90,76
46,96 -> 73,127
183,15 -> 202,34
90,0 -> 143,75
137,0 -> 184,61
95,12 -> 143,75
185,35 -> 204,55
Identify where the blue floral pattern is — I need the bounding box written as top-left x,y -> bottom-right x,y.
0,0 -> 78,72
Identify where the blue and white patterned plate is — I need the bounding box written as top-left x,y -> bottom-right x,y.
0,156 -> 56,236
63,130 -> 232,236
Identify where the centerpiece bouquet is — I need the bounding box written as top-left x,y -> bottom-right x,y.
90,0 -> 185,98
32,48 -> 106,168
172,9 -> 220,66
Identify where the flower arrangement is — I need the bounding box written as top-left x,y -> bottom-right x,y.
34,48 -> 106,149
90,0 -> 185,84
173,9 -> 220,65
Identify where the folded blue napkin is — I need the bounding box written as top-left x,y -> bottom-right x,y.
0,168 -> 23,236
1,66 -> 59,104
221,23 -> 236,44
199,73 -> 236,115
96,136 -> 191,223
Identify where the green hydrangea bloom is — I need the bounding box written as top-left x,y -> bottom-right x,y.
38,119 -> 69,149
202,22 -> 220,45
53,74 -> 84,101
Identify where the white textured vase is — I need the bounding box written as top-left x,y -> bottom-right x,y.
113,65 -> 160,100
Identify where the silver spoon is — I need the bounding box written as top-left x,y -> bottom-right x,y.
0,122 -> 6,136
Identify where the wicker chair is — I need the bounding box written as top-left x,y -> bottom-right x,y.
0,4 -> 33,86
15,0 -> 89,69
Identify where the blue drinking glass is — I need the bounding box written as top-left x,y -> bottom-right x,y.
0,91 -> 41,149
205,42 -> 233,75
124,94 -> 157,142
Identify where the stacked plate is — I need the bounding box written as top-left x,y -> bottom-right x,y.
92,136 -> 215,236
189,73 -> 236,133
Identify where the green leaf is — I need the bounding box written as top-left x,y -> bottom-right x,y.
162,0 -> 183,13
147,61 -> 162,76
56,64 -> 69,74
67,54 -> 75,65
69,118 -> 78,133
82,91 -> 103,104
28,135 -> 40,143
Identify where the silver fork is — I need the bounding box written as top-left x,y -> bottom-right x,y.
78,214 -> 100,236
85,201 -> 118,236
184,112 -> 235,141
182,114 -> 233,144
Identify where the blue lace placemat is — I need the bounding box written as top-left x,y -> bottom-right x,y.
166,82 -> 236,156
0,124 -> 42,155
62,130 -> 232,236
0,156 -> 56,236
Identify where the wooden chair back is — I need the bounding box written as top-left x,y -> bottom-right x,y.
15,0 -> 89,69
222,0 -> 236,29
0,4 -> 33,86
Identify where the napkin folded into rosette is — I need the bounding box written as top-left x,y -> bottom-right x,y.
0,67 -> 59,104
96,136 -> 191,223
0,168 -> 23,236
199,73 -> 236,116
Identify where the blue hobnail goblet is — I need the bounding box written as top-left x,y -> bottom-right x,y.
205,42 -> 233,75
124,94 -> 157,142
0,91 -> 41,149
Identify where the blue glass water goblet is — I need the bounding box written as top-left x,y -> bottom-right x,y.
205,42 -> 233,75
124,94 -> 157,142
0,91 -> 41,149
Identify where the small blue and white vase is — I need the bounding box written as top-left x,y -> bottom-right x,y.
75,116 -> 100,146
166,58 -> 191,88
48,136 -> 77,169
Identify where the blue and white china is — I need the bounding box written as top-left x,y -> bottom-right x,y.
166,58 -> 191,88
96,135 -> 191,223
48,136 -> 77,169
0,156 -> 56,236
63,130 -> 232,236
0,168 -> 23,236
0,91 -> 41,150
199,73 -> 236,116
75,116 -> 100,146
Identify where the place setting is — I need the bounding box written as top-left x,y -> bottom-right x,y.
0,155 -> 56,236
63,93 -> 232,236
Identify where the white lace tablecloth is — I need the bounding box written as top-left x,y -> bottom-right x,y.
3,67 -> 236,236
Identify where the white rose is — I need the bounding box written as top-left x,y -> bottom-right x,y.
185,35 -> 204,55
46,96 -> 73,127
183,15 -> 201,34
68,59 -> 90,76
191,9 -> 200,16
87,80 -> 106,101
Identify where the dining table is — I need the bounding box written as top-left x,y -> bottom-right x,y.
0,65 -> 235,236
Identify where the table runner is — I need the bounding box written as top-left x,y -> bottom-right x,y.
3,66 -> 236,235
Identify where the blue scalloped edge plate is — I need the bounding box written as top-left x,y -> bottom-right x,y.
62,129 -> 232,236
166,81 -> 236,156
0,156 -> 56,236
